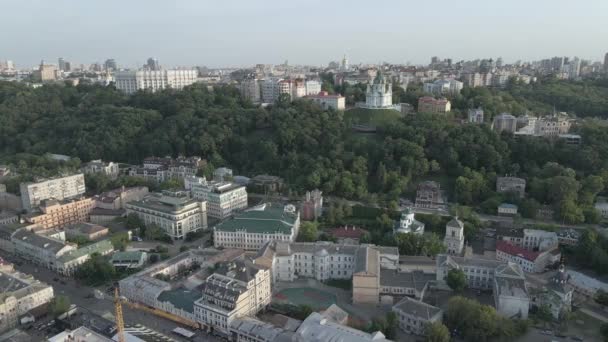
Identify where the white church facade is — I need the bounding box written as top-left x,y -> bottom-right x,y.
364,72 -> 395,109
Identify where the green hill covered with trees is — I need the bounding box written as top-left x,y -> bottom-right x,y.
2,79 -> 608,225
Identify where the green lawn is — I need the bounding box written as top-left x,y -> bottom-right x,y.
344,107 -> 403,126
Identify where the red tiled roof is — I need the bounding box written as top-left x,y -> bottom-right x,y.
329,226 -> 368,239
496,240 -> 540,262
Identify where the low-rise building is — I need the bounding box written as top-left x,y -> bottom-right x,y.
111,251 -> 148,269
394,208 -> 424,235
48,326 -> 113,342
191,181 -> 247,220
380,269 -> 435,300
493,263 -> 530,319
557,229 -> 580,246
228,317 -> 295,342
256,241 -> 398,305
328,226 -> 368,244
423,79 -> 463,96
492,113 -> 517,133
300,189 -> 323,221
436,254 -> 530,319
497,228 -> 558,252
94,186 -> 149,210
414,181 -> 446,210
468,108 -> 484,123
530,265 -> 573,319
307,91 -> 346,111
496,177 -> 526,198
564,269 -> 608,298
417,96 -> 451,114
0,210 -> 18,225
81,160 -> 119,179
12,229 -> 76,271
0,267 -> 54,333
594,198 -> 608,219
250,175 -> 283,193
214,203 -> 299,251
55,239 -> 114,276
295,312 -> 391,342
194,259 -> 271,336
125,190 -> 207,240
89,208 -> 125,225
213,167 -> 233,182
392,297 -> 442,335
65,222 -> 109,241
496,241 -> 560,273
24,197 -> 95,230
498,203 -> 518,216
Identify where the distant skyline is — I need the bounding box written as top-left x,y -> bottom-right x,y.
2,0 -> 607,69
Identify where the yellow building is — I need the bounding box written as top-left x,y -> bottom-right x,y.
25,197 -> 95,230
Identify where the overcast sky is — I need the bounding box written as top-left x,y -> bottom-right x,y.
3,0 -> 607,69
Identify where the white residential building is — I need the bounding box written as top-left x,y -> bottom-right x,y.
239,78 -> 261,103
493,263 -> 530,319
423,79 -> 463,96
191,181 -> 247,220
213,204 -> 299,251
0,267 -> 54,333
194,260 -> 272,336
437,254 -> 530,319
496,241 -> 560,273
307,91 -> 346,111
114,69 -> 198,94
443,217 -> 464,255
11,229 -> 77,271
392,297 -> 442,335
20,173 -> 86,211
125,190 -> 207,240
295,312 -> 391,342
522,229 -> 558,251
260,78 -> 281,103
81,160 -> 119,179
305,80 -> 322,95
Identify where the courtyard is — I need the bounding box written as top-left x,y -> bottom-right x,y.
272,287 -> 337,310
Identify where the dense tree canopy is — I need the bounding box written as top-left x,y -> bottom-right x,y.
1,79 -> 608,223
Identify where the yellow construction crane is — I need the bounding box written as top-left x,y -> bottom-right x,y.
114,287 -> 126,342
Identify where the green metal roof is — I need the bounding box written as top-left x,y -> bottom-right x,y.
215,205 -> 297,234
157,288 -> 201,313
57,239 -> 114,263
111,251 -> 145,262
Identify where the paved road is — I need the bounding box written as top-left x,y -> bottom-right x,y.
0,251 -> 221,342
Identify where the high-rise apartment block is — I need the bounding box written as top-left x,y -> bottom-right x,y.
20,173 -> 86,211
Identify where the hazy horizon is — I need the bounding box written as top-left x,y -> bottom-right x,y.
2,0 -> 607,69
